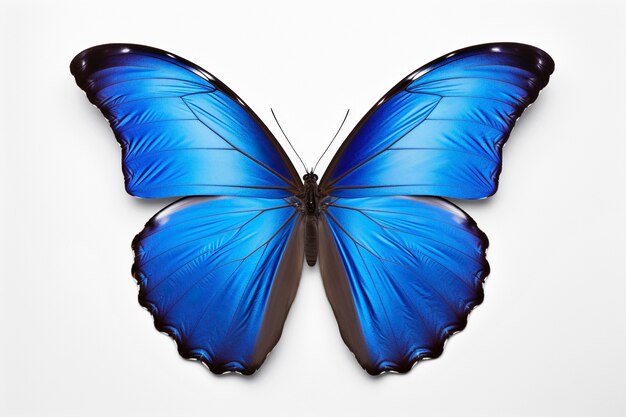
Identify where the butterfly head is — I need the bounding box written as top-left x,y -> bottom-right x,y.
303,172 -> 318,183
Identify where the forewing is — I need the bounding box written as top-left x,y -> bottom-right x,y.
132,196 -> 304,374
320,43 -> 554,199
318,196 -> 488,374
71,44 -> 301,198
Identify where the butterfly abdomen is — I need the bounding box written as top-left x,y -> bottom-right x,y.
304,214 -> 318,266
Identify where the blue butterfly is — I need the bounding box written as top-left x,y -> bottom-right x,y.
70,43 -> 553,375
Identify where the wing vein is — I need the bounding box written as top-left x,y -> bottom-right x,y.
324,96 -> 443,189
326,211 -> 471,319
327,204 -> 484,268
214,211 -> 298,344
180,96 -> 296,188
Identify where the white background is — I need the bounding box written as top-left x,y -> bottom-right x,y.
1,0 -> 625,416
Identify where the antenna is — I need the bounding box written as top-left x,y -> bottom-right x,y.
270,109 -> 308,173
313,109 -> 350,174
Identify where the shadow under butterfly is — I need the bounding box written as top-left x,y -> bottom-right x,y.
70,42 -> 554,375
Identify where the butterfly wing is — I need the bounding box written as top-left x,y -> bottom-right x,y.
132,196 -> 304,374
320,42 -> 554,199
317,43 -> 553,374
71,45 -> 307,373
320,197 -> 489,374
71,44 -> 301,198
319,196 -> 487,374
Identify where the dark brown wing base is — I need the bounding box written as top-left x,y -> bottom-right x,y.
318,217 -> 372,371
251,216 -> 305,370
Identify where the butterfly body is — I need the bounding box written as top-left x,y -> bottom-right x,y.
300,173 -> 321,266
71,42 -> 553,375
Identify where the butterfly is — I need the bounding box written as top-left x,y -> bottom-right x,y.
70,42 -> 553,375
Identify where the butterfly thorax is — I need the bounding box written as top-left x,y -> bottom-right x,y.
302,173 -> 321,214
301,173 -> 321,266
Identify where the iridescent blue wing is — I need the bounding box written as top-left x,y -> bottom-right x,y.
320,43 -> 554,199
70,44 -> 301,198
318,196 -> 488,374
132,196 -> 304,374
317,43 -> 553,374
